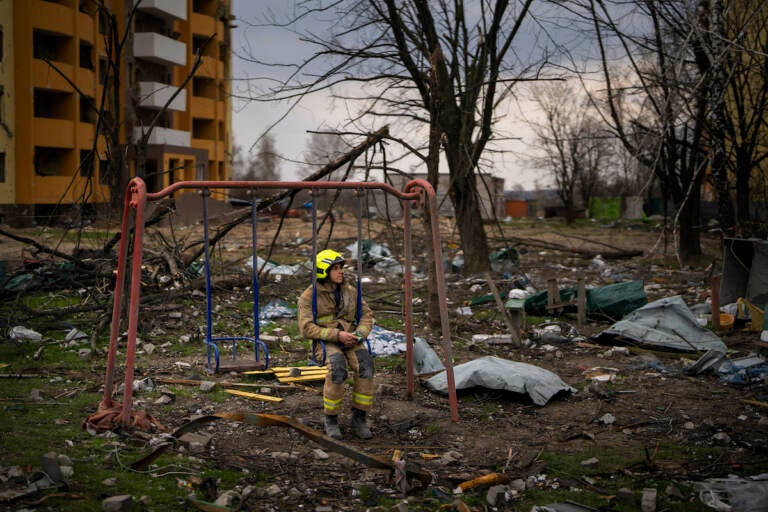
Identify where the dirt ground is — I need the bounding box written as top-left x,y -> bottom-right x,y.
1,200 -> 767,511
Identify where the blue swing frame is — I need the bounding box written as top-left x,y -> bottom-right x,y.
309,188 -> 373,365
202,189 -> 269,373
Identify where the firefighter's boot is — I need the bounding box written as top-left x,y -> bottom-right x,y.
324,415 -> 342,440
351,408 -> 372,440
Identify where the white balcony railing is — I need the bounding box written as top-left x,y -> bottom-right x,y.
133,32 -> 186,67
134,0 -> 187,21
138,81 -> 187,111
133,126 -> 191,147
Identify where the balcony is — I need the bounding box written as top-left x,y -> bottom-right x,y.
195,56 -> 222,78
78,122 -> 95,144
33,60 -> 74,91
76,67 -> 95,94
190,96 -> 215,118
192,138 -> 216,159
133,32 -> 186,67
33,118 -> 74,148
138,81 -> 187,111
191,12 -> 216,35
77,12 -> 94,42
135,0 -> 187,21
133,126 -> 190,147
34,0 -> 74,35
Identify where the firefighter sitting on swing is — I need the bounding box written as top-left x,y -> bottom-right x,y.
297,249 -> 375,440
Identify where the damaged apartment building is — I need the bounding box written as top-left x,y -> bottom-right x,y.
0,0 -> 233,225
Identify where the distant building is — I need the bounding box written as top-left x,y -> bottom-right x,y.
0,0 -> 232,225
503,189 -> 562,218
380,172 -> 505,221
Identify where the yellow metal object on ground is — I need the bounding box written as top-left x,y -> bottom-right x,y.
244,366 -> 328,383
224,389 -> 283,402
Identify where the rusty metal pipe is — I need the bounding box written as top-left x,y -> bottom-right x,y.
404,179 -> 459,422
144,180 -> 422,202
101,183 -> 134,406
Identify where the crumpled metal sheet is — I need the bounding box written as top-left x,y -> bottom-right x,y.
593,295 -> 727,353
424,356 -> 575,406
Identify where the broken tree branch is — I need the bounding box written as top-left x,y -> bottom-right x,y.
0,228 -> 95,270
185,126 -> 389,264
504,234 -> 642,259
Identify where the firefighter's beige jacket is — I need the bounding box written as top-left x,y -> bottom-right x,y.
298,279 -> 373,343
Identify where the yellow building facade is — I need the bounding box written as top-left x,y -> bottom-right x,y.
0,0 -> 231,225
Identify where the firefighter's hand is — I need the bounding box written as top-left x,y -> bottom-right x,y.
338,331 -> 359,347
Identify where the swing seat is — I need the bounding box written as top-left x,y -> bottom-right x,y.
309,338 -> 374,366
206,336 -> 270,373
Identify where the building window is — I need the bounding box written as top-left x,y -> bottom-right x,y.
80,96 -> 97,123
33,30 -> 73,64
193,0 -> 217,16
193,118 -> 215,140
98,58 -> 108,85
79,40 -> 94,70
98,10 -> 108,35
34,89 -> 74,119
79,150 -> 94,177
98,157 -> 110,185
193,35 -> 216,58
193,77 -> 217,98
0,153 -> 5,183
34,147 -> 70,176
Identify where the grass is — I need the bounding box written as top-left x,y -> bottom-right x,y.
0,334 -> 256,511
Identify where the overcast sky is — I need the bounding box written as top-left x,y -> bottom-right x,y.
228,1 -> 594,189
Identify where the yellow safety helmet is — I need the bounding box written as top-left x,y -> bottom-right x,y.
315,249 -> 345,280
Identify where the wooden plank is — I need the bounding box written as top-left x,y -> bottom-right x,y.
278,374 -> 327,383
216,359 -> 266,372
244,366 -> 328,376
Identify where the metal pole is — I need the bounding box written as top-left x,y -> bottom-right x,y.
102,182 -> 134,407
403,199 -> 415,398
405,179 -> 459,421
120,178 -> 148,426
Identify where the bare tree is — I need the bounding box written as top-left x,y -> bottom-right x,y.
241,0 -> 541,273
529,82 -> 612,223
718,0 -> 768,233
229,143 -> 247,180
248,134 -> 282,182
301,132 -> 352,179
572,0 -> 715,260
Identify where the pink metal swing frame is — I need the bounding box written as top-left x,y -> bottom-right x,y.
93,177 -> 459,429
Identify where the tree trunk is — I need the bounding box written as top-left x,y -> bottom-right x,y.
677,196 -> 702,261
449,167 -> 491,274
735,151 -> 752,228
423,95 -> 442,326
709,0 -> 736,236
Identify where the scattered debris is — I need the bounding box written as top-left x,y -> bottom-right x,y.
693,473 -> 768,512
425,356 -> 575,406
8,326 -> 43,342
593,295 -> 727,353
454,472 -> 510,494
224,389 -> 283,402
